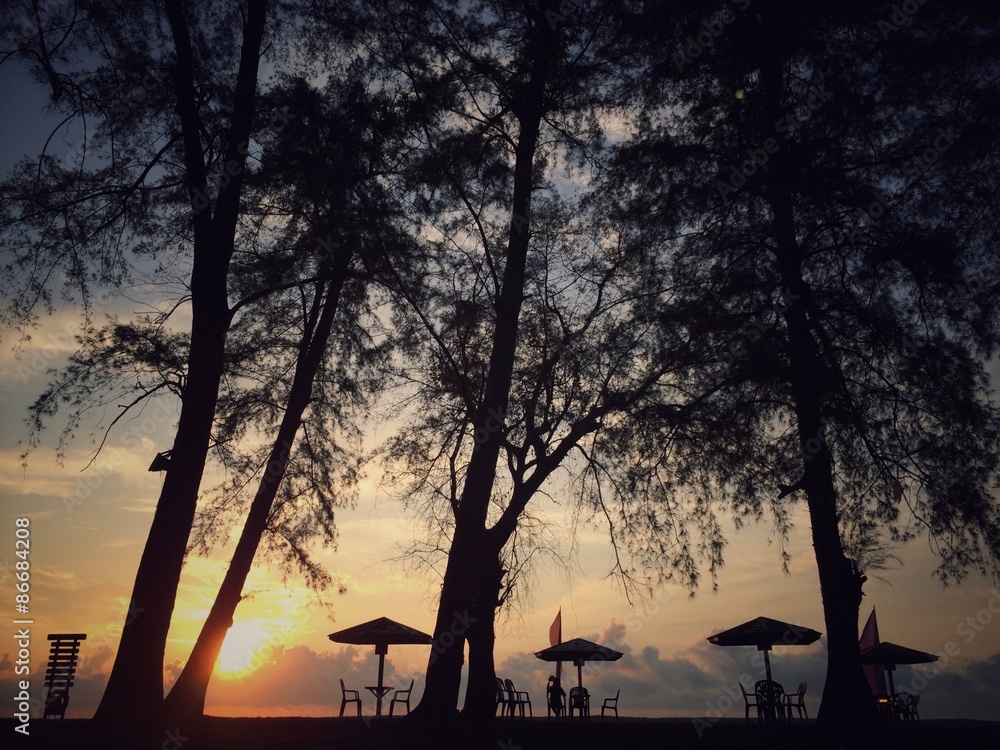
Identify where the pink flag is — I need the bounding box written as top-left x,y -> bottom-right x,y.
549,609 -> 562,680
859,607 -> 887,697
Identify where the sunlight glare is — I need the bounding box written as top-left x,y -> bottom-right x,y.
215,620 -> 276,678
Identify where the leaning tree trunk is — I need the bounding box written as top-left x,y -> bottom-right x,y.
93,0 -> 269,727
406,8 -> 556,724
163,268 -> 346,721
94,296 -> 229,726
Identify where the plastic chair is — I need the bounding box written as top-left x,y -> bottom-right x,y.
895,691 -> 919,721
907,693 -> 921,721
600,689 -> 620,722
339,678 -> 362,717
568,686 -> 590,720
504,678 -> 532,718
389,678 -> 414,716
43,634 -> 87,719
740,682 -> 760,723
784,681 -> 808,721
754,680 -> 786,723
496,677 -> 512,717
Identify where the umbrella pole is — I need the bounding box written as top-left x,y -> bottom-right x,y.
761,648 -> 775,722
376,644 -> 387,717
577,662 -> 583,690
886,665 -> 896,697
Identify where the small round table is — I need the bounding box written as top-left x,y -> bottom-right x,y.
365,685 -> 395,716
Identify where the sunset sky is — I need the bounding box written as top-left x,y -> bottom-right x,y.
2,57 -> 1000,724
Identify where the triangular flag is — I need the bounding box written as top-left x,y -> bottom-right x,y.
859,606 -> 888,697
549,608 -> 562,680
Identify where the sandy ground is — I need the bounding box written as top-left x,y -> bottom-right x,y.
6,715 -> 1000,750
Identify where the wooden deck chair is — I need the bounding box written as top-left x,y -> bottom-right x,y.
44,634 -> 86,719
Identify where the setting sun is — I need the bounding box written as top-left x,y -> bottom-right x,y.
216,620 -> 277,678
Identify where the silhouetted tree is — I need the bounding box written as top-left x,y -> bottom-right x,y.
385,195 -> 699,718
598,0 -> 1000,732
368,0 -> 725,721
2,0 -> 285,725
161,74 -> 412,721
363,0 -> 632,722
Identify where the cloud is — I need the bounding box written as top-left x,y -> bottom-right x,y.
3,622 -> 998,721
892,651 -> 1000,720
494,621 -> 825,717
562,624 -> 1000,722
203,643 -> 431,716
0,642 -> 427,719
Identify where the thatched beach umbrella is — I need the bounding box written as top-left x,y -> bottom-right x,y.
534,637 -> 623,690
328,617 -> 432,716
860,641 -> 939,697
707,616 -> 822,684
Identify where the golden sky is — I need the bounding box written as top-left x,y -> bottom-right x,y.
1,313 -> 998,722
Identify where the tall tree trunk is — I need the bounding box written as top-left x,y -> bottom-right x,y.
162,267 -> 347,721
93,0 -> 270,727
461,425 -> 600,718
462,544 -> 504,720
762,52 -> 878,732
780,273 -> 876,731
407,6 -> 556,724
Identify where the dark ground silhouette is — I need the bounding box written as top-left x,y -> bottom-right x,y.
6,716 -> 999,750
